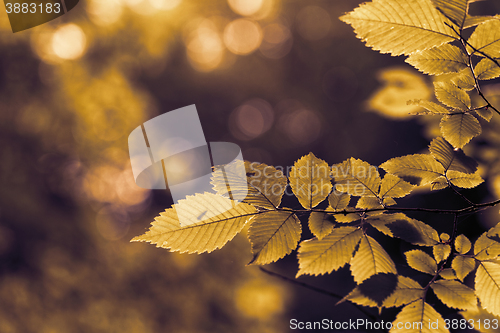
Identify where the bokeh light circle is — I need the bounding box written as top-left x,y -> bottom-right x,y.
229,99 -> 274,140
51,24 -> 87,60
227,0 -> 264,16
223,19 -> 262,55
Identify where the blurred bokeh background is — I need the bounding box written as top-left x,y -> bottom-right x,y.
1,0 -> 500,332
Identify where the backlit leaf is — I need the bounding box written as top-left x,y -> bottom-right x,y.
431,280 -> 477,311
405,249 -> 437,275
431,176 -> 449,190
455,234 -> 472,254
296,226 -> 362,277
460,306 -> 500,333
334,209 -> 361,223
475,58 -> 500,80
440,268 -> 457,280
434,81 -> 471,110
131,192 -> 257,254
356,196 -> 383,210
474,230 -> 500,260
406,44 -> 468,75
440,113 -> 481,149
465,16 -> 496,29
430,0 -> 467,28
380,154 -> 445,186
448,68 -> 476,91
447,170 -> 484,189
341,273 -> 398,307
389,301 -> 449,333
379,174 -> 416,198
289,153 -> 332,209
368,213 -> 440,246
433,244 -> 451,263
308,210 -> 335,240
328,192 -> 351,211
340,0 -> 456,56
475,262 -> 500,317
476,107 -> 494,121
383,276 -> 424,308
452,255 -> 475,281
248,211 -> 301,265
212,161 -> 287,210
467,19 -> 500,58
350,235 -> 397,283
408,99 -> 450,114
332,158 -> 381,197
429,137 -> 478,173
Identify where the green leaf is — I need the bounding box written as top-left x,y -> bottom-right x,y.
340,0 -> 456,56
350,235 -> 397,283
383,276 -> 424,308
475,262 -> 500,317
476,58 -> 500,80
131,193 -> 257,253
430,0 -> 467,28
452,255 -> 475,281
429,137 -> 478,173
433,244 -> 451,263
328,192 -> 351,211
406,44 -> 468,75
212,161 -> 287,210
296,226 -> 362,277
308,210 -> 335,240
431,280 -> 477,311
368,213 -> 440,246
467,19 -> 500,58
474,230 -> 500,260
380,154 -> 445,186
455,234 -> 472,254
379,174 -> 416,198
405,249 -> 437,275
389,301 -> 449,333
332,158 -> 381,197
434,81 -> 471,110
440,113 -> 481,149
447,170 -> 484,188
408,99 -> 450,115
289,153 -> 332,209
248,211 -> 301,265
